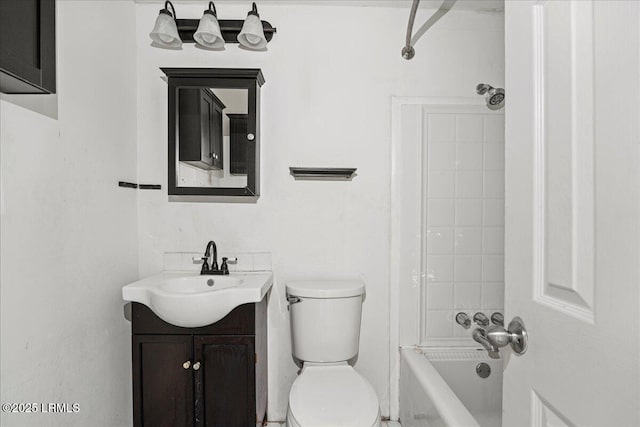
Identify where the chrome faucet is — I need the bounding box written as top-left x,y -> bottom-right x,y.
472,328 -> 501,359
200,241 -> 229,275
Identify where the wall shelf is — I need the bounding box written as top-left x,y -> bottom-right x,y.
289,167 -> 357,180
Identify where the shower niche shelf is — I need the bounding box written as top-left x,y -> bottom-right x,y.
289,167 -> 357,180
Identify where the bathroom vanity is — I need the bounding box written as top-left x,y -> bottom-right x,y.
122,271 -> 272,427
130,300 -> 267,427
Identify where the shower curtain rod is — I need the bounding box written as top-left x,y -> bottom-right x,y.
402,0 -> 457,59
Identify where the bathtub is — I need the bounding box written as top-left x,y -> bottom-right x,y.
399,348 -> 503,427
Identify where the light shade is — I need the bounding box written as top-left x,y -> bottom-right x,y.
237,4 -> 267,50
194,10 -> 224,49
149,10 -> 182,48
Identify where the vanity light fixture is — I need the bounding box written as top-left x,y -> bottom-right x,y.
194,2 -> 224,49
149,1 -> 182,48
237,3 -> 268,50
149,1 -> 276,50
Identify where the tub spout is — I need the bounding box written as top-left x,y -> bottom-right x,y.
472,328 -> 500,359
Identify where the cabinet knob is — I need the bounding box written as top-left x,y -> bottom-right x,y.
192,361 -> 201,371
247,133 -> 255,141
182,361 -> 191,369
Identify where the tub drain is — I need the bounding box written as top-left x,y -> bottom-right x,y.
476,362 -> 491,378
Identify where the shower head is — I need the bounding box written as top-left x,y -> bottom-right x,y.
476,83 -> 505,110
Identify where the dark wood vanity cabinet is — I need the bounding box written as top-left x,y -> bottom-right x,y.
0,0 -> 56,94
179,88 -> 224,170
131,299 -> 267,427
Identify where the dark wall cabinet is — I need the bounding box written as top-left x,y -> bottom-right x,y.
163,68 -> 264,199
179,88 -> 224,170
0,0 -> 56,94
131,299 -> 267,427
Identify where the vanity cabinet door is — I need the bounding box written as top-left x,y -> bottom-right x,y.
132,335 -> 194,427
194,336 -> 256,427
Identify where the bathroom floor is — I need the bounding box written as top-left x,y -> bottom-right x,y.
266,422 -> 401,426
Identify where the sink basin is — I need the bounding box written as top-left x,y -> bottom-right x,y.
158,276 -> 242,293
122,271 -> 273,327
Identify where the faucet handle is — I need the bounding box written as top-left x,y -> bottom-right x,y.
200,257 -> 210,274
455,312 -> 471,329
490,312 -> 504,326
473,312 -> 490,327
220,257 -> 230,275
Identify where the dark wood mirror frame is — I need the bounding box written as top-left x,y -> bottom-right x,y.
162,68 -> 265,200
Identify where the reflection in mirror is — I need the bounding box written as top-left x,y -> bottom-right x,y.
177,88 -> 249,188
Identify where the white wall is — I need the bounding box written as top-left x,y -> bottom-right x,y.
136,3 -> 503,420
0,2 -> 138,426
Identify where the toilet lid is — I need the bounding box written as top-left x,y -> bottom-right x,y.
286,280 -> 365,299
289,365 -> 379,427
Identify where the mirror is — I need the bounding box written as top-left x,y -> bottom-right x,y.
162,68 -> 264,200
177,88 -> 248,188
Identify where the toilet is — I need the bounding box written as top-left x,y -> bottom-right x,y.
286,280 -> 381,427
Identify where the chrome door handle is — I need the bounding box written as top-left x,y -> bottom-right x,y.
182,361 -> 191,369
485,316 -> 528,355
192,361 -> 201,371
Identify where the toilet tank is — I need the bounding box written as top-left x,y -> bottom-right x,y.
286,280 -> 365,363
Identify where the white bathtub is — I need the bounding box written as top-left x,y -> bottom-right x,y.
399,348 -> 503,427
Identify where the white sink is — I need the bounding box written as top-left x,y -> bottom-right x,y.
122,271 -> 273,327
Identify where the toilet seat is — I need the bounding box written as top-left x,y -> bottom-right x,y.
288,363 -> 380,427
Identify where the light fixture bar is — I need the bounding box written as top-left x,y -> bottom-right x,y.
176,19 -> 276,44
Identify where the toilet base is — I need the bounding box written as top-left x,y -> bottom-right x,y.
286,407 -> 381,427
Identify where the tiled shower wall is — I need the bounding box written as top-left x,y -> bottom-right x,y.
423,112 -> 505,344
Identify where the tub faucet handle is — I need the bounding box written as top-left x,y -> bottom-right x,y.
455,312 -> 471,329
473,312 -> 490,327
490,312 -> 504,326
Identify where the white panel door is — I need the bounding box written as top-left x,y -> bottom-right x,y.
504,1 -> 639,426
